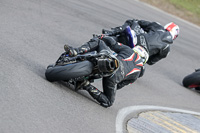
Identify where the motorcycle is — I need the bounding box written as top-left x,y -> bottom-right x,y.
45,26 -> 137,90
182,68 -> 200,91
45,48 -> 119,90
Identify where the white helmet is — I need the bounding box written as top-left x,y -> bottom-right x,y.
164,22 -> 180,40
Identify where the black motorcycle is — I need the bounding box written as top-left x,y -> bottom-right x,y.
45,49 -> 119,90
182,68 -> 200,91
45,25 -> 138,90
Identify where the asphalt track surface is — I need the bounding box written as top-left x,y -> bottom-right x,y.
1,0 -> 200,133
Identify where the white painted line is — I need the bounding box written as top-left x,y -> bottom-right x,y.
116,105 -> 200,133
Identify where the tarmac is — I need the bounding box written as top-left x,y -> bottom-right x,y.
116,106 -> 200,133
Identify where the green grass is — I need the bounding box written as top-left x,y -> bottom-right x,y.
169,0 -> 200,16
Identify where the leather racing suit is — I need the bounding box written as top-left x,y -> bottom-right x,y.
110,19 -> 174,65
75,36 -> 146,107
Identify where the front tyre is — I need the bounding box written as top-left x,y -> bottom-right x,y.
182,70 -> 200,88
45,61 -> 93,82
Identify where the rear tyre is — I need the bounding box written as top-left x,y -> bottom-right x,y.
182,71 -> 200,88
45,61 -> 93,82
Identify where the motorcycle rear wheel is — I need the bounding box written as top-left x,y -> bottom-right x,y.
45,61 -> 93,82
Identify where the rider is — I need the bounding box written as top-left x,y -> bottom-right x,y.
64,19 -> 179,107
104,19 -> 180,65
64,35 -> 149,107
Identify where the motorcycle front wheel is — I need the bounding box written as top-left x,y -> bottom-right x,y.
182,70 -> 200,88
45,61 -> 93,82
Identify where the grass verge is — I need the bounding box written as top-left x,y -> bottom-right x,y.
140,0 -> 200,26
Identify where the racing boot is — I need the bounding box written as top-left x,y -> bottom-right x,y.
83,84 -> 111,107
64,44 -> 91,57
64,45 -> 78,57
75,80 -> 90,91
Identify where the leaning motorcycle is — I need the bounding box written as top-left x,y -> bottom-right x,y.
45,26 -> 137,90
45,48 -> 119,90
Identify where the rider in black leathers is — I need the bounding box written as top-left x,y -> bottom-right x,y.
105,19 -> 180,65
64,36 -> 148,107
64,19 -> 179,107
